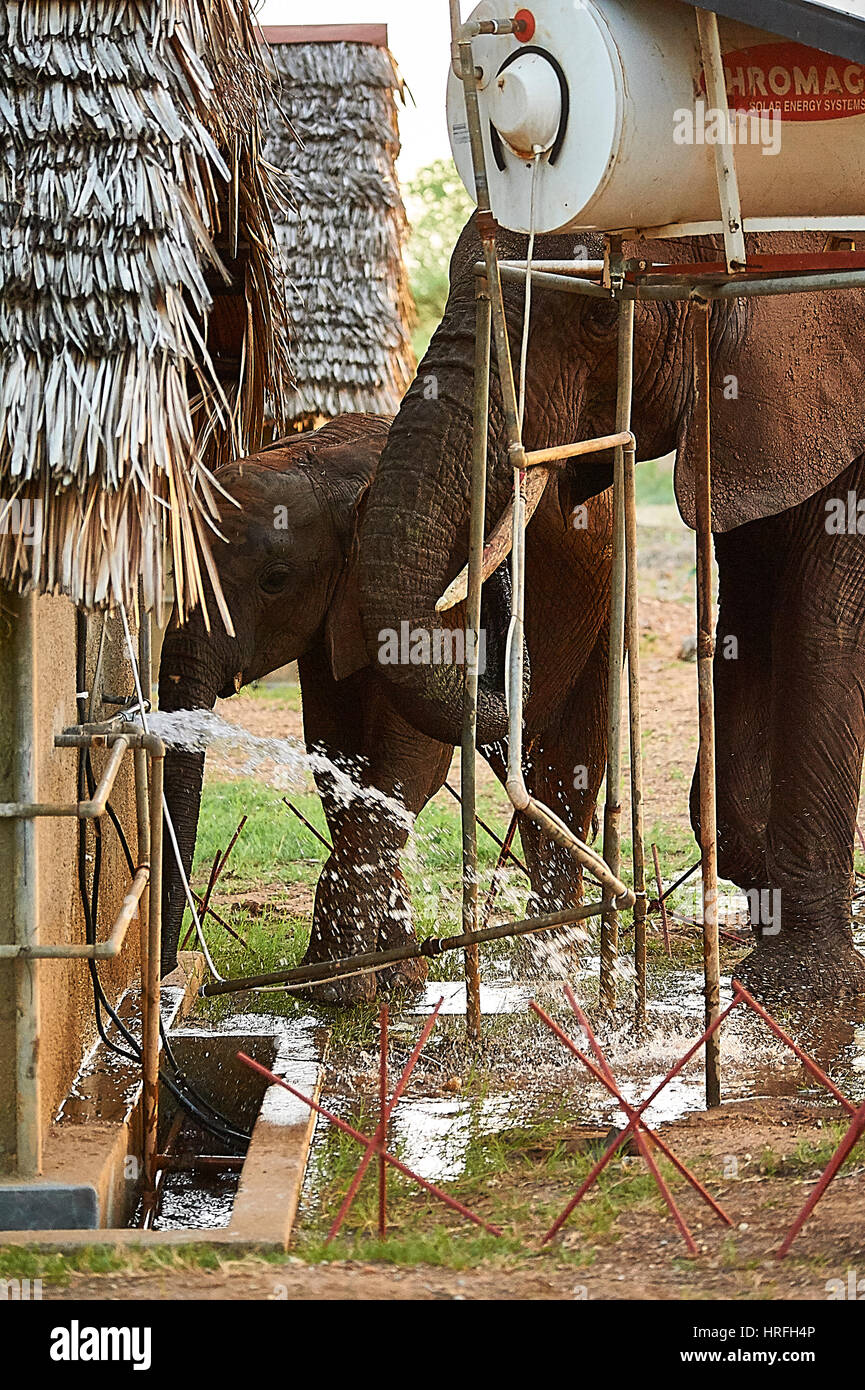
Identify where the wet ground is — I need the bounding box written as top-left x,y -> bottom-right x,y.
37,490 -> 865,1294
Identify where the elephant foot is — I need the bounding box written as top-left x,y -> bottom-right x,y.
736,930 -> 865,1007
296,930 -> 379,1006
378,952 -> 429,996
298,970 -> 378,1006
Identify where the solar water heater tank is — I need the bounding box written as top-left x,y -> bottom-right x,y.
446,0 -> 865,234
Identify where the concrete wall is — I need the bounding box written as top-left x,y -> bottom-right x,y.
0,592 -> 142,1176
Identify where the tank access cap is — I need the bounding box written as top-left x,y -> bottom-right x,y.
488,50 -> 563,156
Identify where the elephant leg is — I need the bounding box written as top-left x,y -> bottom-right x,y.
298,649 -> 451,1003
691,525 -> 774,899
739,461 -> 865,1001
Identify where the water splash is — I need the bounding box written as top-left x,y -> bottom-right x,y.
142,709 -> 414,830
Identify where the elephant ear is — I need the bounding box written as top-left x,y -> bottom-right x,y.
323,442 -> 381,682
325,532 -> 368,682
676,250 -> 865,532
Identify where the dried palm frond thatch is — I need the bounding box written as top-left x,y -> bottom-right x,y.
262,31 -> 415,426
0,0 -> 294,622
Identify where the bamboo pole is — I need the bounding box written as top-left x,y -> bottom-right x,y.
600,297 -> 634,1011
141,740 -> 164,1194
623,422 -> 648,1027
460,276 -> 491,1043
692,301 -> 722,1108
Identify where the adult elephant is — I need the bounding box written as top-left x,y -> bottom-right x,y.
360,214 -> 865,1003
158,410 -> 612,999
159,414 -> 451,995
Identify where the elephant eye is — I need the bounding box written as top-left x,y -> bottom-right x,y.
259,564 -> 293,595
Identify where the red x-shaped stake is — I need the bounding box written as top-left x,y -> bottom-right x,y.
731,982 -> 865,1259
532,984 -> 740,1250
237,995 -> 502,1242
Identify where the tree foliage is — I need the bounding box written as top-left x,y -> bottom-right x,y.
403,158 -> 474,360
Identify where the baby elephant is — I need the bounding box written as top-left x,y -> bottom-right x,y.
159,414 -> 453,1000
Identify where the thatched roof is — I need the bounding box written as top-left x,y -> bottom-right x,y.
0,0 -> 294,622
261,26 -> 415,425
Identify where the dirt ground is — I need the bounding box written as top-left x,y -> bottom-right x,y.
36,504 -> 865,1303
48,1100 -> 865,1301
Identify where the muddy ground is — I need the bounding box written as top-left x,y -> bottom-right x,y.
45,1099 -> 865,1301
26,499 -> 865,1302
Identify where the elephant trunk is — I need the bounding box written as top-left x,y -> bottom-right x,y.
360,303 -> 516,747
158,622 -> 226,974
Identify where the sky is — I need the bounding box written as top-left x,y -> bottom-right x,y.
255,0 -> 460,176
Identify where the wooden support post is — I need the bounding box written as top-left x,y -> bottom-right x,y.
600,298 -> 634,1010
460,277 -> 491,1043
692,301 -> 722,1108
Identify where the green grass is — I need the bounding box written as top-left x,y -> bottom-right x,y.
757,1126 -> 849,1179
635,454 -> 676,508
243,680 -> 302,710
0,1243 -> 289,1287
196,781 -> 327,892
295,1099 -> 669,1263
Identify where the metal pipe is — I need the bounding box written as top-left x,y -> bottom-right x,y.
600,297 -> 635,1010
695,8 -> 746,271
460,275 -> 491,1043
634,269 -> 865,301
652,842 -> 673,957
448,0 -> 462,77
692,301 -> 722,1109
378,1003 -> 388,1238
137,580 -> 152,712
134,745 -> 151,1045
499,266 -> 615,300
0,735 -> 130,819
200,898 -> 609,998
624,436 -> 648,1028
11,593 -> 41,1177
0,866 -> 149,959
142,738 -> 164,1195
497,266 -> 865,304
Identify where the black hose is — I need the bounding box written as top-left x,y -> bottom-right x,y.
74,617 -> 249,1147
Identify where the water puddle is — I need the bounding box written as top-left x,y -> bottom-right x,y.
409,982 -> 533,1016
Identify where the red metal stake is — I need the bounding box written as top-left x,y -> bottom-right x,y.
733,981 -> 857,1114
776,1099 -> 865,1259
564,988 -> 733,1229
378,1003 -> 388,1239
324,1000 -> 442,1242
237,1001 -> 504,1241
532,985 -> 743,1246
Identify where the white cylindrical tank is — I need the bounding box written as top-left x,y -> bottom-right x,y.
446,0 -> 865,234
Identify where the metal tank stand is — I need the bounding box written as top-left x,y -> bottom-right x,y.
450,8 -> 865,1105
452,22 -> 642,1046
